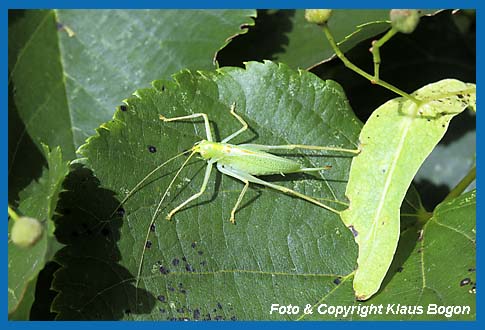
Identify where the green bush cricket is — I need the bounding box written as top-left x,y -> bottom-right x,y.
116,102 -> 360,289
119,102 -> 360,223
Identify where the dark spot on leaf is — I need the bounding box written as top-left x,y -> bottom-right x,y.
157,295 -> 166,302
146,240 -> 152,248
215,315 -> 223,320
397,266 -> 404,273
204,314 -> 212,320
460,278 -> 471,286
177,308 -> 184,313
468,268 -> 476,272
148,145 -> 157,153
168,317 -> 176,321
120,104 -> 128,112
442,124 -> 445,128
56,22 -> 64,30
231,316 -> 237,321
124,309 -> 131,314
178,282 -> 183,288
200,261 -> 206,266
159,308 -> 166,313
193,309 -> 200,319
191,242 -> 196,248
168,286 -> 175,292
217,302 -> 223,309
349,225 -> 358,237
159,266 -> 170,275
376,114 -> 379,117
185,264 -> 194,272
333,278 -> 341,285
150,224 -> 156,232
161,85 -> 166,91
427,119 -> 431,122
180,289 -> 186,294
182,257 -> 187,262
116,207 -> 125,216
382,169 -> 385,173
417,248 -> 423,253
172,258 -> 180,266
198,250 -> 203,255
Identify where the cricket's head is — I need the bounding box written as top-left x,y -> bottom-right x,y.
192,140 -> 224,160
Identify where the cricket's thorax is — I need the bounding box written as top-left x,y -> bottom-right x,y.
195,140 -> 229,159
195,140 -> 303,176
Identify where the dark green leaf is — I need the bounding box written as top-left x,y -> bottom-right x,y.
8,145 -> 69,317
219,10 -> 440,70
53,61 -> 362,320
9,9 -> 256,158
300,189 -> 475,320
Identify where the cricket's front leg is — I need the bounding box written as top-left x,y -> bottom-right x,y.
166,162 -> 213,221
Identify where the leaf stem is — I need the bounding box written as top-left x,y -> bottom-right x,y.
443,165 -> 476,202
370,28 -> 397,82
322,24 -> 420,104
8,205 -> 20,221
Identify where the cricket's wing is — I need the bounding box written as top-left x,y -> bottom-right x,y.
216,145 -> 303,176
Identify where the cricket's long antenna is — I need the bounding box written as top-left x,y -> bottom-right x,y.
109,149 -> 193,219
135,150 -> 197,291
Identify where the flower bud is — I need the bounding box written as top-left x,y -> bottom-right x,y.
305,9 -> 333,25
390,9 -> 420,34
11,216 -> 43,248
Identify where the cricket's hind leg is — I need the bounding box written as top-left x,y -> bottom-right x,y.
218,164 -> 341,217
239,143 -> 360,154
216,164 -> 250,223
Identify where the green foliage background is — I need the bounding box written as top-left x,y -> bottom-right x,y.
8,9 -> 475,320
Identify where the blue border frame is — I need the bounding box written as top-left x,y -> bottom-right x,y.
4,0 -> 481,328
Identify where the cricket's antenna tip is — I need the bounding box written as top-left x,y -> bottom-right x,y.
159,114 -> 167,121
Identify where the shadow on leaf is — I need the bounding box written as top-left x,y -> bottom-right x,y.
49,165 -> 156,320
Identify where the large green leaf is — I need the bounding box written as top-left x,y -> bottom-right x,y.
8,145 -> 69,317
9,10 -> 76,160
340,79 -> 476,300
309,10 -> 476,210
52,61 -> 362,320
299,189 -> 476,320
360,189 -> 476,320
9,9 -> 256,160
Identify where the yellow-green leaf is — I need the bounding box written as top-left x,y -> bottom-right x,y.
341,79 -> 476,300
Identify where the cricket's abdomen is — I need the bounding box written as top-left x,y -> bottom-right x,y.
216,144 -> 303,176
